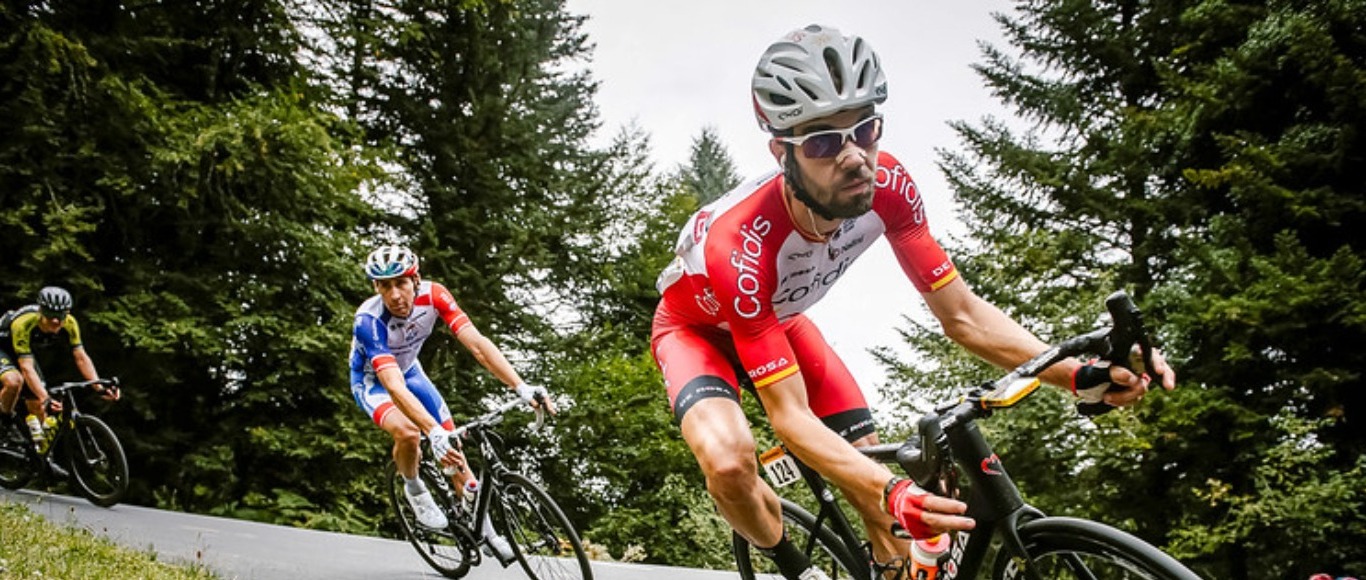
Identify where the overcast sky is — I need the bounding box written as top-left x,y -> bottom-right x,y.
562,1 -> 1017,402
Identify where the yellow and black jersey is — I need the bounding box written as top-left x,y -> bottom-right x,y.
0,304 -> 83,357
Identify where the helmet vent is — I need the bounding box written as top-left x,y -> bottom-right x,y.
750,25 -> 887,131
822,47 -> 844,93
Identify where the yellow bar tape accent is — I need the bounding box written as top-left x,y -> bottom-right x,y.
929,269 -> 960,291
753,364 -> 800,389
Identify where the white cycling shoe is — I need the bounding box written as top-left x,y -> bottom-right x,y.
479,514 -> 515,565
404,486 -> 449,529
797,567 -> 832,580
483,534 -> 516,564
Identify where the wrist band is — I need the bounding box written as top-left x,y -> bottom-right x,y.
882,476 -> 906,512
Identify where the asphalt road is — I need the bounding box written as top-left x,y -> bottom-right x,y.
2,488 -> 763,580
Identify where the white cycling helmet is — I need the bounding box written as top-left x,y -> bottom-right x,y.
752,24 -> 888,132
364,245 -> 420,280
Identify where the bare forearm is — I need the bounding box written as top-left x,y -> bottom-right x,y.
927,281 -> 1078,388
74,348 -> 98,381
19,362 -> 46,400
457,329 -> 524,389
775,409 -> 893,498
759,376 -> 893,503
477,338 -> 522,387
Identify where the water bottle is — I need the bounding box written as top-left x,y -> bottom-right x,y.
441,463 -> 479,499
909,533 -> 950,580
25,414 -> 47,453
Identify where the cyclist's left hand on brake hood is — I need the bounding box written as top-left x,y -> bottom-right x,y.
885,478 -> 974,539
515,383 -> 556,414
42,396 -> 63,414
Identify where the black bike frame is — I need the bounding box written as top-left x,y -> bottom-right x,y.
761,292 -> 1166,580
925,414 -> 1048,580
438,399 -> 535,556
462,424 -> 512,546
35,383 -> 96,464
776,417 -> 1050,580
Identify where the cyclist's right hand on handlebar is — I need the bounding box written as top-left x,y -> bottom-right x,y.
884,478 -> 974,539
1073,348 -> 1176,410
427,426 -> 459,464
95,379 -> 121,401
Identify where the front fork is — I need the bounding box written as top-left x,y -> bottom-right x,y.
942,417 -> 1050,580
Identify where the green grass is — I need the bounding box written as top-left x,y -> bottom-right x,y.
0,500 -> 219,579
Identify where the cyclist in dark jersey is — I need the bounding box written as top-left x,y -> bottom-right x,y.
650,24 -> 1177,579
0,286 -> 116,424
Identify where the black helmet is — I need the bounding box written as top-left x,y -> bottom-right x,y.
37,286 -> 72,317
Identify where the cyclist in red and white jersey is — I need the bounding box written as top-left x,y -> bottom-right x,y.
350,245 -> 547,559
651,24 -> 1176,579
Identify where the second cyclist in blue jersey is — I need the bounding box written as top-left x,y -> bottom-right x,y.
350,245 -> 548,559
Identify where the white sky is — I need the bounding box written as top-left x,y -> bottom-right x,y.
564,1 -> 1015,401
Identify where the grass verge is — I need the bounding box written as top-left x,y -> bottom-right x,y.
0,499 -> 219,579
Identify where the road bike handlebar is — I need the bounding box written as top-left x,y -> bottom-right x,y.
862,290 -> 1162,489
47,377 -> 120,397
451,394 -> 547,439
1078,290 -> 1163,416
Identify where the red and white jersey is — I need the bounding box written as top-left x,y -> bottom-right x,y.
653,151 -> 958,389
349,280 -> 472,377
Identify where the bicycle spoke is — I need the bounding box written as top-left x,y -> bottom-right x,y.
494,473 -> 591,580
733,500 -> 861,580
389,463 -> 475,578
65,415 -> 128,507
993,518 -> 1202,580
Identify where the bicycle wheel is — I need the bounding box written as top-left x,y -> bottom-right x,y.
491,472 -> 592,580
0,416 -> 36,490
63,415 -> 128,507
734,498 -> 864,580
992,517 -> 1202,580
388,462 -> 478,578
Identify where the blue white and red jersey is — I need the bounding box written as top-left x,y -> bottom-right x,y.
652,150 -> 959,392
349,281 -> 472,380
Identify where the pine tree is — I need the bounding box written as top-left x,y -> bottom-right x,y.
885,0 -> 1366,577
1,1 -> 387,528
676,126 -> 742,205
